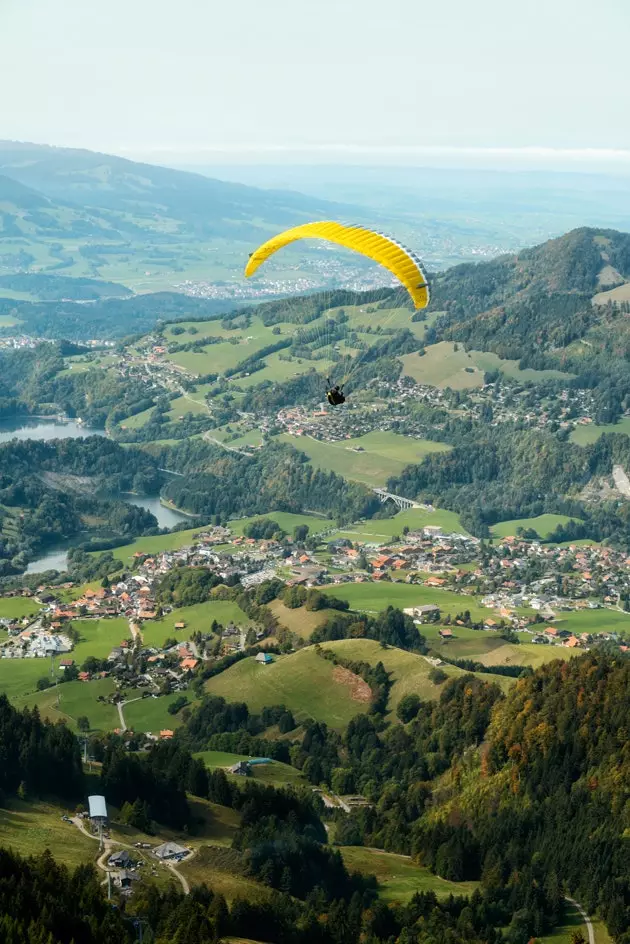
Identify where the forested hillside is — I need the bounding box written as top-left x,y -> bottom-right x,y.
158,439 -> 380,524
426,228 -> 630,395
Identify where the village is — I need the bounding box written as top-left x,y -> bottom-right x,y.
1,513 -> 628,700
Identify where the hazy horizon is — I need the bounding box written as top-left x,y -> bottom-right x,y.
2,0 -> 629,171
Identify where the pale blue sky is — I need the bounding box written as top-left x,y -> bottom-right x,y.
1,0 -> 629,166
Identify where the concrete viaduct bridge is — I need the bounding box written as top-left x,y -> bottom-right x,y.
372,488 -> 419,510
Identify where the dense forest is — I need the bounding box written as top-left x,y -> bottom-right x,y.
388,423 -> 630,540
1,651 -> 629,941
158,439 -> 380,524
0,695 -> 83,801
0,437 -> 162,572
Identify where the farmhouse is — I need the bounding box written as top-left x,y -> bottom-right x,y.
255,652 -> 273,665
403,604 -> 440,620
108,850 -> 133,868
153,842 -> 190,861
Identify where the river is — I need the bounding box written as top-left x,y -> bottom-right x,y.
8,419 -> 191,574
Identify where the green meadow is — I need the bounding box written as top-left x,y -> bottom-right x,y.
280,430 -> 450,486
401,341 -> 572,390
570,415 -> 630,445
14,677 -> 119,732
339,846 -> 478,904
491,514 -> 580,540
205,649 -> 371,731
143,600 -> 250,647
320,581 -> 488,620
331,506 -> 466,543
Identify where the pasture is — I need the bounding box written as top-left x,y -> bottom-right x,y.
143,600 -> 250,647
401,341 -> 572,389
419,624 -> 578,669
195,751 -> 306,787
331,506 -> 467,543
204,649 -> 372,731
0,657 -> 62,701
14,677 -> 119,732
553,607 -> 630,637
106,526 -> 208,564
491,514 -> 580,540
0,800 -> 96,869
123,692 -> 194,733
320,582 -> 488,621
70,618 -> 131,662
339,846 -> 478,904
229,510 -> 331,537
0,596 -> 43,619
280,431 -> 450,486
570,416 -> 630,445
268,600 -> 337,640
321,639 -> 514,711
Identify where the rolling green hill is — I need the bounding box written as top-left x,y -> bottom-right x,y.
204,648 -> 372,731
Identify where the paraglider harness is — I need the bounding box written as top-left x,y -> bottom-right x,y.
326,379 -> 346,406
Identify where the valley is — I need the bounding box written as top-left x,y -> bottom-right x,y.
0,152 -> 629,944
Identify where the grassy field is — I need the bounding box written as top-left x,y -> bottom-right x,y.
419,623 -> 578,669
229,510 -> 331,537
321,638 -> 514,710
280,431 -> 450,486
205,648 -> 372,731
268,600 -> 338,640
401,342 -> 572,389
340,846 -> 478,904
70,618 -> 131,662
106,526 -> 208,564
332,506 -> 466,543
320,582 -> 489,621
180,853 -> 271,904
492,514 -> 581,540
195,751 -> 306,787
14,677 -> 119,732
0,800 -> 96,869
143,601 -> 250,647
0,657 -> 64,700
123,692 -> 196,733
553,607 -> 630,637
0,596 -> 43,619
570,416 -> 630,445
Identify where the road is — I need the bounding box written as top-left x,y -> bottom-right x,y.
202,432 -> 250,455
70,817 -> 193,895
612,464 -> 630,497
116,695 -> 143,732
129,620 -> 143,643
566,897 -> 595,944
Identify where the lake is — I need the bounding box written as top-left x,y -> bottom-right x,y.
9,420 -> 192,573
0,417 -> 106,443
25,548 -> 71,575
122,495 -> 191,530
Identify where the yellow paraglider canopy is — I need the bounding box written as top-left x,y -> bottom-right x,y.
245,221 -> 430,309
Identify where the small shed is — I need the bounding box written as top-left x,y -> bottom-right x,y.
255,652 -> 273,665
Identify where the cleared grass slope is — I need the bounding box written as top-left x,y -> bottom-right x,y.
204,648 -> 371,731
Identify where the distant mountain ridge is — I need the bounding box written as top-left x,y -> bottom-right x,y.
0,140 -> 356,240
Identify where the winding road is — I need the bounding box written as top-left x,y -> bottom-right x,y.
566,897 -> 595,944
70,816 -> 193,894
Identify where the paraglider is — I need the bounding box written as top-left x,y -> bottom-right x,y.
245,221 -> 430,310
245,222 -> 430,404
326,380 -> 345,406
